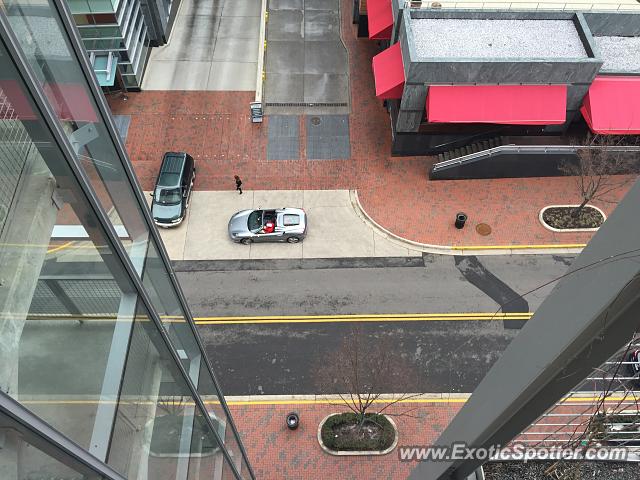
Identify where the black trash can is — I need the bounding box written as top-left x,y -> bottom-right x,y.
286,412 -> 299,430
455,212 -> 467,229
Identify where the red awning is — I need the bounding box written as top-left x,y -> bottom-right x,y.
0,80 -> 38,120
581,76 -> 640,135
426,85 -> 567,125
372,42 -> 405,99
367,0 -> 393,40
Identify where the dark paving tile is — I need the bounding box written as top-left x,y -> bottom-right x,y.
306,115 -> 350,159
304,41 -> 348,74
266,10 -> 304,41
268,115 -> 300,160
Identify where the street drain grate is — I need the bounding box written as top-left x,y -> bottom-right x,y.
476,223 -> 492,236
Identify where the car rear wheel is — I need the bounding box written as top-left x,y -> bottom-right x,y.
287,237 -> 300,244
240,238 -> 252,245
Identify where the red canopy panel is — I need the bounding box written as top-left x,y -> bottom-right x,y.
372,42 -> 405,99
367,0 -> 393,40
0,80 -> 38,120
43,83 -> 98,123
581,76 -> 640,135
426,84 -> 568,125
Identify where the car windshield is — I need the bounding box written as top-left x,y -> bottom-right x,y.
155,188 -> 181,205
248,210 -> 263,231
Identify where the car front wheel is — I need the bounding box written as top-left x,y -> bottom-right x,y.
287,237 -> 300,244
240,238 -> 252,245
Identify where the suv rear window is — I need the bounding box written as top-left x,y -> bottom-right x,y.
155,187 -> 181,205
283,214 -> 300,226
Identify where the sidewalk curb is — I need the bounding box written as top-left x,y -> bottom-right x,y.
350,190 -> 586,256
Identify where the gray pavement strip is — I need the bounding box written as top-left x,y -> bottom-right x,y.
265,73 -> 304,103
267,10 -> 304,41
304,10 -> 340,40
303,73 -> 349,104
306,114 -> 350,159
265,0 -> 349,106
267,115 -> 300,160
172,256 -> 426,272
269,0 -> 303,9
265,39 -> 304,74
304,0 -> 339,9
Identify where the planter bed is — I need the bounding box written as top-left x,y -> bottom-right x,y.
318,413 -> 398,456
540,205 -> 606,232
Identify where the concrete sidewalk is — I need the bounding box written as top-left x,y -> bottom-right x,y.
154,189 -> 421,260
143,0 -> 260,90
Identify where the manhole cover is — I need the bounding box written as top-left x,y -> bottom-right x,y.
476,223 -> 492,236
310,116 -> 321,126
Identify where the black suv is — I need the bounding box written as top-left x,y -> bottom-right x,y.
151,152 -> 195,228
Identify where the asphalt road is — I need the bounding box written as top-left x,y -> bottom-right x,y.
177,254 -> 575,395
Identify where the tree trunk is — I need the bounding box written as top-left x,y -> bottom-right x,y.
572,198 -> 590,218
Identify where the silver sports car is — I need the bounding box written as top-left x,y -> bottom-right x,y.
228,208 -> 307,244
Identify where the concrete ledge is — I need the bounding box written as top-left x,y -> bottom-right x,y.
223,393 -> 472,404
317,413 -> 398,456
350,190 -> 586,256
539,204 -> 606,233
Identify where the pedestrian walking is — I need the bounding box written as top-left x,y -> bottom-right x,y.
234,175 -> 243,195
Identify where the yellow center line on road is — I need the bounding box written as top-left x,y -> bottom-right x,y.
46,241 -> 75,254
191,312 -> 533,325
21,312 -> 533,324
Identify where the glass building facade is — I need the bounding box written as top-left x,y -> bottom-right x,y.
70,0 -> 151,89
0,0 -> 253,478
68,0 -> 178,89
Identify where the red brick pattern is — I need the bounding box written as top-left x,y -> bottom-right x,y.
229,402 -> 462,480
107,0 -> 633,248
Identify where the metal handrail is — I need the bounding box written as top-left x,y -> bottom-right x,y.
432,144 -> 640,171
404,1 -> 640,12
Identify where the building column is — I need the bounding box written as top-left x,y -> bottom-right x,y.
545,83 -> 591,134
396,83 -> 426,133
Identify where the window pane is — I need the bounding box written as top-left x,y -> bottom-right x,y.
198,364 -> 248,479
0,426 -> 104,480
142,241 -> 202,386
3,0 -> 150,269
0,37 -> 137,455
107,308 -> 234,480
